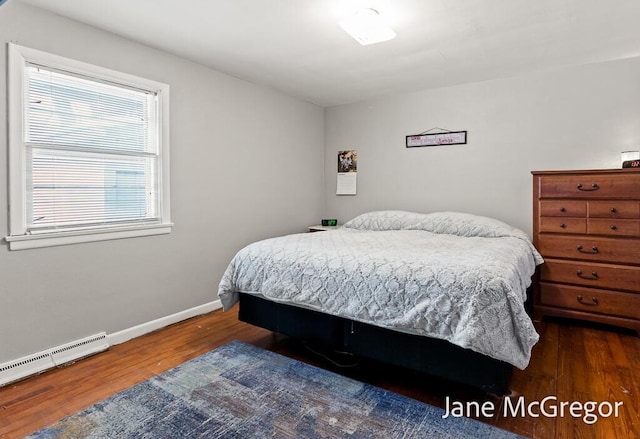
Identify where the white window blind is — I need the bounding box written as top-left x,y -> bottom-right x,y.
26,66 -> 159,232
7,43 -> 171,250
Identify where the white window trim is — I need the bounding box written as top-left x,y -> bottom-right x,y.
5,43 -> 172,250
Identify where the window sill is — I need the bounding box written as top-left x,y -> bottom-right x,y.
4,223 -> 174,250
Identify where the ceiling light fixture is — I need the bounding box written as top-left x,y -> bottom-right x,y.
339,8 -> 396,46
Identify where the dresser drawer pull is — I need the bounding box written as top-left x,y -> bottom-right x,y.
577,295 -> 599,306
576,245 -> 599,254
610,224 -> 617,230
610,207 -> 617,213
560,207 -> 566,212
576,270 -> 598,280
577,183 -> 599,191
560,223 -> 566,228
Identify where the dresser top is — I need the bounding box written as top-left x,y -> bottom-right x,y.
532,168 -> 640,176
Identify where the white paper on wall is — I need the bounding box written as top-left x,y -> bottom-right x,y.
337,172 -> 357,195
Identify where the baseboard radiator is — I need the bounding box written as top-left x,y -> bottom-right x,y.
0,332 -> 109,387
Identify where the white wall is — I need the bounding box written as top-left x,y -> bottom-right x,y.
324,57 -> 640,235
0,2 -> 324,363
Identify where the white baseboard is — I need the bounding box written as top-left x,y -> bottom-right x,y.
0,301 -> 222,386
107,300 -> 222,346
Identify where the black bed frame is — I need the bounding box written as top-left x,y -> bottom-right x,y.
238,290 -> 533,395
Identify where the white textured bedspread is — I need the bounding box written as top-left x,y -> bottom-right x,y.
219,211 -> 544,369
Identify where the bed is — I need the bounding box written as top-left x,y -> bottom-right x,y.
218,210 -> 544,394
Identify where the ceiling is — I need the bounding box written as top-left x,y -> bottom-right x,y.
20,0 -> 640,107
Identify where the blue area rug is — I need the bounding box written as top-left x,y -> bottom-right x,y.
28,341 -> 523,438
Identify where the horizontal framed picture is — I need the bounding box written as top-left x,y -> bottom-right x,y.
406,131 -> 467,148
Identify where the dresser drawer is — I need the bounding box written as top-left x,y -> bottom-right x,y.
539,217 -> 586,234
589,201 -> 640,218
539,174 -> 640,199
540,283 -> 640,320
536,234 -> 640,264
540,258 -> 640,292
587,219 -> 640,237
539,200 -> 587,217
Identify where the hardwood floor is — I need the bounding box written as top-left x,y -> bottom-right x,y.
1,308 -> 638,438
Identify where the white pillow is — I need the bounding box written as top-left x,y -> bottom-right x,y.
344,210 -> 526,239
414,211 -> 524,239
343,210 -> 427,231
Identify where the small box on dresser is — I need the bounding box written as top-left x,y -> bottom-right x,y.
532,169 -> 640,335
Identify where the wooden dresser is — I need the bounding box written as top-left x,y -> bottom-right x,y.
532,169 -> 640,334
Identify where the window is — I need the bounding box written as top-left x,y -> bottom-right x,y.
6,44 -> 172,250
